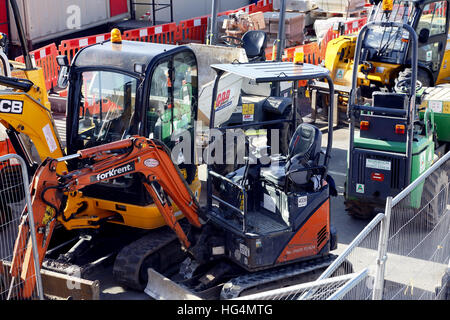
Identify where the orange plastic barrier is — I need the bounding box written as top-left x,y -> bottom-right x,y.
58,32 -> 111,63
15,43 -> 60,91
123,22 -> 178,44
177,16 -> 209,44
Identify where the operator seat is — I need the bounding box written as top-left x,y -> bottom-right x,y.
261,123 -> 322,189
241,30 -> 268,62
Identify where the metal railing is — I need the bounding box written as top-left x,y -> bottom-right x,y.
131,0 -> 174,24
373,151 -> 450,300
233,268 -> 369,300
241,151 -> 449,300
0,154 -> 43,300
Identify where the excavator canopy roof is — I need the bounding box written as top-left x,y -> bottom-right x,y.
211,61 -> 330,83
72,40 -> 181,74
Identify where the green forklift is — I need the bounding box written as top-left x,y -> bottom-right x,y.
345,18 -> 449,225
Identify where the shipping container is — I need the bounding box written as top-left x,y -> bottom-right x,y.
5,0 -> 130,47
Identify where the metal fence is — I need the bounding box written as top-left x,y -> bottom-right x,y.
374,152 -> 449,300
0,154 -> 43,300
240,151 -> 449,300
233,269 -> 369,300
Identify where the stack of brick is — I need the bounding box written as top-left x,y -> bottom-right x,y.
314,0 -> 365,13
263,11 -> 306,47
222,11 -> 267,39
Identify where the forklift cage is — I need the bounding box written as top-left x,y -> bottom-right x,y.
348,21 -> 419,186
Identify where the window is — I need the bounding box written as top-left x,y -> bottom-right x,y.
78,71 -> 137,146
147,61 -> 171,143
147,51 -> 198,147
417,1 -> 447,36
172,51 -> 197,134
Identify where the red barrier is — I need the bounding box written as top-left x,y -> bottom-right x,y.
177,16 -> 209,44
123,22 -> 178,44
58,32 -> 111,63
257,0 -> 273,12
15,43 -> 60,91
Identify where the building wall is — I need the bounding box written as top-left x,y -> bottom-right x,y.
134,0 -> 249,23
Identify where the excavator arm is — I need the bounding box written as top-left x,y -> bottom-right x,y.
0,91 -> 65,171
9,136 -> 202,299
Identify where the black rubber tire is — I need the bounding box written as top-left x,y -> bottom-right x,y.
421,169 -> 449,229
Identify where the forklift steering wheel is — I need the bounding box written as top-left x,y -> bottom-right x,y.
220,35 -> 244,47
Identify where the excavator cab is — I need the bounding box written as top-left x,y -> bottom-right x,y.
326,0 -> 450,94
63,40 -> 199,207
143,61 -> 341,300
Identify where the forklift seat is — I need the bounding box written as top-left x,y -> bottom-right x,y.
261,123 -> 322,188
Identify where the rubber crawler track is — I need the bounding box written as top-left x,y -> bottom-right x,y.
112,226 -> 179,290
220,254 -> 337,299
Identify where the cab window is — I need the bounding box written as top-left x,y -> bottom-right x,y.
172,51 -> 197,136
417,1 -> 448,71
417,1 -> 447,36
147,61 -> 170,143
78,71 -> 137,147
147,51 -> 197,148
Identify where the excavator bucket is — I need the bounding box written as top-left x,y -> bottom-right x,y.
144,268 -> 201,300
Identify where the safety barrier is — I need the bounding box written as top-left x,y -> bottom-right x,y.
0,154 -> 44,300
176,16 -> 209,44
14,43 -> 60,91
58,32 -> 111,63
124,22 -> 178,44
374,152 -> 449,300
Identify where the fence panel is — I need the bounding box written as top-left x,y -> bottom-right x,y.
0,154 -> 43,300
233,269 -> 369,300
177,16 -> 209,44
58,33 -> 111,63
123,22 -> 178,44
378,153 -> 450,300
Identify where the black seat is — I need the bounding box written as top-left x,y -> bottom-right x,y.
221,30 -> 267,62
261,123 -> 322,187
241,30 -> 268,62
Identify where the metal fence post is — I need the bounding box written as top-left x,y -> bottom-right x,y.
0,154 -> 44,300
17,155 -> 44,300
372,196 -> 392,300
